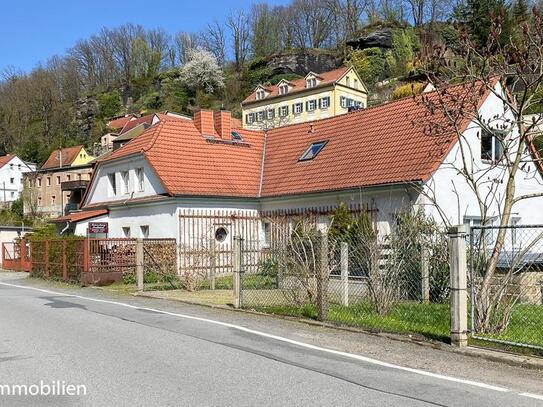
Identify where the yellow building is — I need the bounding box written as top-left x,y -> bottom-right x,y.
241,66 -> 368,130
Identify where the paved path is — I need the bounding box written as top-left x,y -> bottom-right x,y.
0,272 -> 542,406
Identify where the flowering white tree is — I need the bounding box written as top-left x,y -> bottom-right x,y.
179,48 -> 224,93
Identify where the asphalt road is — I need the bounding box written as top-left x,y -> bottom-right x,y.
0,273 -> 542,407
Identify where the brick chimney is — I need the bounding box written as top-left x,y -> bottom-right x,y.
193,109 -> 217,136
214,110 -> 232,139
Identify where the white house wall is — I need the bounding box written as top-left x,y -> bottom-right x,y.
85,154 -> 165,206
0,157 -> 35,203
422,83 -> 543,227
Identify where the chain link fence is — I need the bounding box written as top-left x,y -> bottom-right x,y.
470,225 -> 543,350
241,215 -> 451,340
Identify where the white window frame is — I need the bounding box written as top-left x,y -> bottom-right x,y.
321,97 -> 330,110
481,129 -> 506,164
279,84 -> 288,95
294,103 -> 303,115
140,225 -> 149,238
307,99 -> 317,112
266,109 -> 274,120
121,171 -> 129,195
122,227 -> 131,238
279,106 -> 288,117
107,173 -> 117,197
306,78 -> 316,88
136,168 -> 144,192
257,111 -> 264,122
256,89 -> 265,100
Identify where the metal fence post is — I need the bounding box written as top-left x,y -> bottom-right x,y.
136,238 -> 144,292
233,235 -> 243,309
316,232 -> 329,321
421,246 -> 430,303
448,225 -> 468,347
340,242 -> 349,307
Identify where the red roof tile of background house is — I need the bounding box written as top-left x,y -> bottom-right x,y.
0,154 -> 15,169
41,146 -> 85,170
242,66 -> 352,104
103,115 -> 265,197
95,81 -> 494,200
107,115 -> 137,131
119,114 -> 155,135
53,209 -> 108,223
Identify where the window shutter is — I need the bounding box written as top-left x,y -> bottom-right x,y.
292,104 -> 296,113
286,105 -> 289,115
305,101 -> 309,111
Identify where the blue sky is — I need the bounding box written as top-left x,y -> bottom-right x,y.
0,0 -> 288,72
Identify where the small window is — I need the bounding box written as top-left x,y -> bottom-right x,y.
37,178 -> 42,187
56,176 -> 61,185
108,173 -> 117,196
320,97 -> 330,109
121,171 -> 129,195
231,131 -> 243,141
266,109 -> 274,120
256,111 -> 264,122
66,174 -> 71,181
346,76 -> 351,87
215,227 -> 228,243
340,96 -> 346,108
279,105 -> 289,117
246,113 -> 254,125
10,191 -> 15,199
256,89 -> 266,100
37,197 -> 42,206
9,177 -> 14,184
122,227 -> 131,238
306,78 -> 317,88
17,164 -> 21,170
47,177 -> 51,186
9,164 -> 13,170
140,225 -> 149,238
481,130 -> 505,163
307,99 -> 317,112
136,168 -> 144,192
299,141 -> 328,161
279,84 -> 288,95
353,78 -> 358,89
293,103 -> 303,115
51,195 -> 56,205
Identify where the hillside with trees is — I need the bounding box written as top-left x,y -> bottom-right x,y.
0,0 -> 540,166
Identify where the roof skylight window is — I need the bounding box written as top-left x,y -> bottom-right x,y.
299,140 -> 328,161
231,131 -> 243,141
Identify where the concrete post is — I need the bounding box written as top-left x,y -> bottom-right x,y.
316,232 -> 329,321
340,242 -> 349,307
421,246 -> 430,303
448,225 -> 468,347
233,236 -> 243,309
136,238 -> 144,292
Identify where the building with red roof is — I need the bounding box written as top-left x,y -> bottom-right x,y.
74,80 -> 543,249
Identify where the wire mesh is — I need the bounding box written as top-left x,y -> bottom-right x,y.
470,225 -> 543,349
241,221 -> 450,340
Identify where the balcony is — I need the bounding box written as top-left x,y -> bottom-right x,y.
61,180 -> 89,191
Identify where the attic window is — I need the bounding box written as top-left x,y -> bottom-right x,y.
231,131 -> 243,141
306,78 -> 317,88
279,84 -> 288,95
256,89 -> 266,100
299,141 -> 328,161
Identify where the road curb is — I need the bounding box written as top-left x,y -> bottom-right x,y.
134,290 -> 543,372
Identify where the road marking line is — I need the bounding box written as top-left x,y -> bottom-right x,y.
520,393 -> 543,401
0,280 -> 530,395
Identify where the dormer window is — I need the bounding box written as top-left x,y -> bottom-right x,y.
299,141 -> 328,161
346,76 -> 351,87
279,84 -> 288,95
306,78 -> 317,88
256,89 -> 266,100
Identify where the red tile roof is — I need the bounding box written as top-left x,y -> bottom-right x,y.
53,209 -> 108,223
0,154 -> 15,169
103,114 -> 265,197
107,115 -> 136,131
119,114 -> 155,135
242,66 -> 352,104
93,81 -> 495,200
41,146 -> 84,170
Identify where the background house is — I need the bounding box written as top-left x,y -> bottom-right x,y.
23,146 -> 95,218
0,155 -> 36,207
241,66 -> 368,130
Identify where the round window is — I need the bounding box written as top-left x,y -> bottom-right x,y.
215,227 -> 228,243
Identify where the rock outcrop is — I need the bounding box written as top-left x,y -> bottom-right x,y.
266,50 -> 343,76
346,29 -> 393,50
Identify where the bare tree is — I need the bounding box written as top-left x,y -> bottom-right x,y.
227,10 -> 251,72
174,32 -> 200,66
200,21 -> 226,66
419,9 -> 543,333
